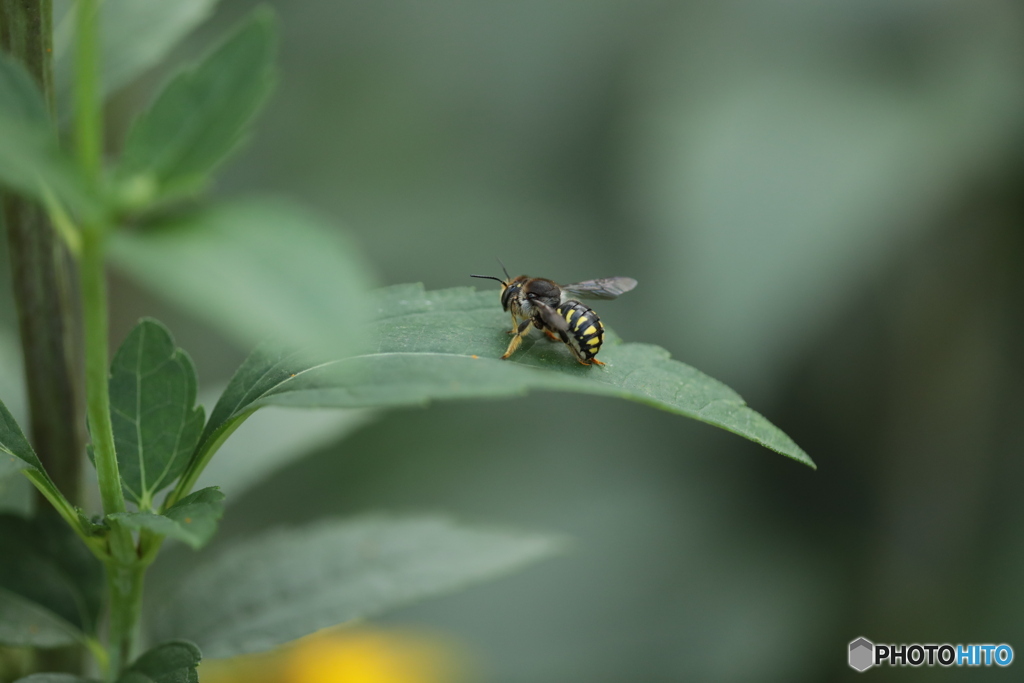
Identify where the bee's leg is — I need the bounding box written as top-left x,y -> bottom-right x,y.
560,341 -> 589,365
501,319 -> 533,359
543,329 -> 560,342
507,313 -> 519,335
564,342 -> 603,367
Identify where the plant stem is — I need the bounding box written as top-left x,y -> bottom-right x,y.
71,4 -> 145,674
82,225 -> 141,675
72,0 -> 126,533
75,0 -> 102,185
2,2 -> 88,676
80,229 -> 122,515
80,227 -> 137,567
105,562 -> 146,678
1,0 -> 86,508
0,0 -> 53,112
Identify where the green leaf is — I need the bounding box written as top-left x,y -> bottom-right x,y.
109,319 -> 205,506
0,396 -> 37,478
170,345 -> 325,502
118,640 -> 201,683
0,399 -> 72,518
54,0 -> 219,105
115,9 -> 276,202
0,53 -> 47,122
14,674 -> 98,683
108,197 -> 375,358
0,327 -> 29,447
109,487 -> 224,549
0,55 -> 93,216
191,284 -> 814,469
151,516 -> 562,658
0,513 -> 104,646
1,399 -> 94,548
0,588 -> 83,648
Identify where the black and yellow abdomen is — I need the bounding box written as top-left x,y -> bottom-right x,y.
556,300 -> 605,363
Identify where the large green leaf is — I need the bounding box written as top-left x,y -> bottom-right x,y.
150,516 -> 562,658
115,9 -> 276,203
109,487 -> 224,550
0,588 -> 83,648
0,513 -> 104,647
0,55 -> 92,216
54,0 -> 219,105
118,640 -> 201,683
109,319 -> 204,507
184,284 -> 813,476
108,197 -> 374,363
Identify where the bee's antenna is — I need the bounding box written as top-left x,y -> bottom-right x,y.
496,257 -> 511,281
471,274 -> 505,284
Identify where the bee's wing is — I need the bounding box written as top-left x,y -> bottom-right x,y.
533,300 -> 569,332
561,277 -> 637,300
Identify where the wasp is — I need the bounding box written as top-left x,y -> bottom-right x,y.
471,265 -> 637,366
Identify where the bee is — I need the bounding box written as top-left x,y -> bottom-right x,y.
471,264 -> 637,366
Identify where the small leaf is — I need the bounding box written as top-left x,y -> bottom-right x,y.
115,9 -> 276,201
0,398 -> 70,514
109,319 -> 205,506
0,396 -> 38,477
118,640 -> 201,683
151,516 -> 562,658
109,487 -> 224,549
0,55 -> 93,216
0,328 -> 29,444
108,198 -> 374,358
54,0 -> 219,105
0,513 -> 104,646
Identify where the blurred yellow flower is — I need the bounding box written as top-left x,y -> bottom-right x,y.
200,627 -> 469,683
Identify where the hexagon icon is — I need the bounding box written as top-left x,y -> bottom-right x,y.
849,637 -> 874,672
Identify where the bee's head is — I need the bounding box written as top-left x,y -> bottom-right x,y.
471,273 -> 528,312
471,261 -> 524,312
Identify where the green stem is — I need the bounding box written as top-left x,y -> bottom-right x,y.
80,230 -> 121,514
75,0 -> 102,185
2,2 -> 88,676
72,3 -> 149,677
105,562 -> 145,678
2,0 -> 86,508
81,229 -> 135,567
81,230 -> 138,676
0,0 -> 54,113
73,0 -> 126,541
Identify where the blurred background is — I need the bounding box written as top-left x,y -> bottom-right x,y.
5,0 -> 1024,680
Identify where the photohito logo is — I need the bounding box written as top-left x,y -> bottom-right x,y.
848,637 -> 1013,672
